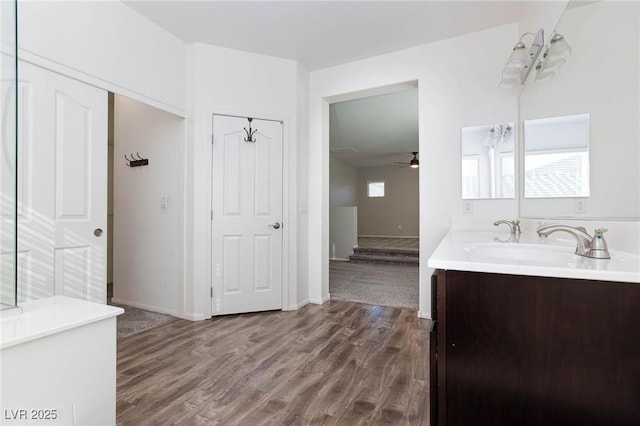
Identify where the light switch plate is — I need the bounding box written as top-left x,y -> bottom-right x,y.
574,198 -> 586,213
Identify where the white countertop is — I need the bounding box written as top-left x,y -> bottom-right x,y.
1,296 -> 124,349
428,230 -> 640,283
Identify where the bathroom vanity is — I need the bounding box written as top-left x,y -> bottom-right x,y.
428,229 -> 640,426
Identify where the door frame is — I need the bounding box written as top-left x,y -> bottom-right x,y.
312,80 -> 426,315
209,110 -> 292,315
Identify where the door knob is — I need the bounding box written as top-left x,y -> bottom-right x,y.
269,222 -> 281,229
94,228 -> 103,237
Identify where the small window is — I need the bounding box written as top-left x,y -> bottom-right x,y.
367,181 -> 385,198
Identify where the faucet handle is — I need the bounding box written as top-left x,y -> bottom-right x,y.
493,219 -> 520,235
589,228 -> 611,259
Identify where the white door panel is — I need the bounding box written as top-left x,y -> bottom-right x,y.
212,116 -> 283,315
17,62 -> 107,304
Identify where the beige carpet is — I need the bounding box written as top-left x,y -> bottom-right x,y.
358,236 -> 419,251
329,260 -> 419,310
110,302 -> 177,339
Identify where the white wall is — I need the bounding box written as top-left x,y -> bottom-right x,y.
296,62 -> 310,307
330,156 -> 358,207
186,43 -> 307,318
329,207 -> 357,260
357,166 -> 419,237
112,95 -> 185,316
329,156 -> 358,260
17,1 -> 186,115
308,23 -> 521,316
519,1 -> 569,42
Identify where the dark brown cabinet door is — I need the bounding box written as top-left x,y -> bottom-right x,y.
437,270 -> 640,426
430,273 -> 439,426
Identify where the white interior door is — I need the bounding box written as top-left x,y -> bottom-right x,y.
212,115 -> 283,315
17,61 -> 107,304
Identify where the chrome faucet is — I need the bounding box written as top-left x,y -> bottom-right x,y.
536,225 -> 611,259
494,219 -> 521,235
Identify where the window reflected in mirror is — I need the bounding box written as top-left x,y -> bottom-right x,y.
461,123 -> 515,199
524,114 -> 589,198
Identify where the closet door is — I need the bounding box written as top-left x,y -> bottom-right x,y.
211,115 -> 284,315
17,61 -> 107,303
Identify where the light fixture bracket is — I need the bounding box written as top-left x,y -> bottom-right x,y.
519,29 -> 544,84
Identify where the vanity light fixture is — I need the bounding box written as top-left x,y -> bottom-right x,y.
500,29 -> 545,88
535,32 -> 572,83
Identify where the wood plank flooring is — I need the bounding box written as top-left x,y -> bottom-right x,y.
116,300 -> 432,425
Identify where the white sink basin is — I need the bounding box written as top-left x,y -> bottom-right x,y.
460,243 -> 576,265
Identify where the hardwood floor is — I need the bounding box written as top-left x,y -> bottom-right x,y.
116,300 -> 432,425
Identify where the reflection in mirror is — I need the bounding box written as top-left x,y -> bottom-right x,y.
519,1 -> 639,218
524,114 -> 589,198
461,123 -> 515,199
1,0 -> 17,309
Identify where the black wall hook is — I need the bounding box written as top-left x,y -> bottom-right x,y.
244,118 -> 257,143
125,152 -> 149,167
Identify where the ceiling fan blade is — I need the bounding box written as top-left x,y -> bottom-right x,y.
393,162 -> 410,165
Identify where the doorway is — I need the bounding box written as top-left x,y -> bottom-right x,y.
108,94 -> 185,317
210,114 -> 285,316
328,87 -> 420,309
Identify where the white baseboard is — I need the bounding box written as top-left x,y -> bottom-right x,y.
110,297 -> 179,318
179,312 -> 208,321
417,310 -> 432,320
309,294 -> 330,304
329,257 -> 350,261
287,299 -> 309,310
359,235 -> 419,239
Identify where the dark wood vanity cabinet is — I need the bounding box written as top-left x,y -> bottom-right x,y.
430,270 -> 640,426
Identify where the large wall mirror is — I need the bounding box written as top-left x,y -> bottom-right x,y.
461,123 -> 515,199
1,0 -> 17,309
519,1 -> 639,218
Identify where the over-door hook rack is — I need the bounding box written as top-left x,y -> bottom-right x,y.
124,153 -> 149,167
244,117 -> 257,143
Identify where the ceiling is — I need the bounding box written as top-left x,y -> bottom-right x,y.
123,1 -> 528,71
330,88 -> 418,168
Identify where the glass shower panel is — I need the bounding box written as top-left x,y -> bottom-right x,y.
1,0 -> 17,309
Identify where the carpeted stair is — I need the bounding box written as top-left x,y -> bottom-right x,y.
349,247 -> 419,265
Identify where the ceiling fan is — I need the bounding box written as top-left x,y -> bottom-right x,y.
393,152 -> 419,168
